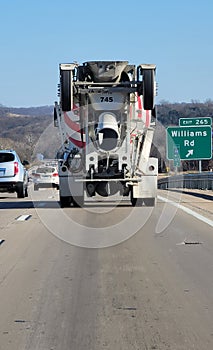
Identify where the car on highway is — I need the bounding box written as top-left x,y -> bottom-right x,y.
0,149 -> 29,198
33,165 -> 59,190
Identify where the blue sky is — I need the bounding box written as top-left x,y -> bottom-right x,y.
0,0 -> 212,107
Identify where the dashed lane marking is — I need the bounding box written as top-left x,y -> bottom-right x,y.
16,215 -> 32,221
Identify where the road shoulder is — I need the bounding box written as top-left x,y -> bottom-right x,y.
158,188 -> 213,222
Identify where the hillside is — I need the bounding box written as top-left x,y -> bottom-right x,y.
0,102 -> 212,171
0,105 -> 56,161
156,100 -> 213,126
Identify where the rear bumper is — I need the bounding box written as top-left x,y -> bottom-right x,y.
0,181 -> 27,193
0,181 -> 17,193
34,182 -> 59,188
34,179 -> 59,186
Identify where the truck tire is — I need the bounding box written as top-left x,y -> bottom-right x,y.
25,187 -> 28,197
72,196 -> 84,208
54,106 -> 58,126
130,190 -> 143,207
17,183 -> 25,198
131,198 -> 143,207
34,184 -> 39,191
60,196 -> 71,208
143,69 -> 154,110
61,69 -> 71,111
143,198 -> 156,207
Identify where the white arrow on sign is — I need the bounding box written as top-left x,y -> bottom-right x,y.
186,150 -> 193,158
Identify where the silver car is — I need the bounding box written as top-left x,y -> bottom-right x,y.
33,165 -> 59,190
0,150 -> 29,198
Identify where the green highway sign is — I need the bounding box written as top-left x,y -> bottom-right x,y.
179,117 -> 212,126
167,126 -> 212,160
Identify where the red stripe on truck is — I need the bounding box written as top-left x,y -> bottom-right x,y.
64,112 -> 82,133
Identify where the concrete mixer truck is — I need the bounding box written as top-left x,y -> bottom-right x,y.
54,60 -> 158,207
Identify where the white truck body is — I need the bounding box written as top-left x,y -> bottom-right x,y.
54,60 -> 158,207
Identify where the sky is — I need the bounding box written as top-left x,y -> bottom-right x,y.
0,0 -> 212,107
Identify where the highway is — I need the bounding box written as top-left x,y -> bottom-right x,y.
0,186 -> 213,350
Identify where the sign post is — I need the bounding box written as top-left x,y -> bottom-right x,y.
173,145 -> 181,167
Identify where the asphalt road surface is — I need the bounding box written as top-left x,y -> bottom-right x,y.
0,187 -> 213,350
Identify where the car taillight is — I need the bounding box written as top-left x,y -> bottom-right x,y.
52,173 -> 58,177
14,161 -> 19,175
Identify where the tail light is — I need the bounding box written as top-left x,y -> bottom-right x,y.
53,173 -> 58,177
14,162 -> 19,175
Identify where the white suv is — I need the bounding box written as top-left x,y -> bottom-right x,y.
33,165 -> 59,190
0,150 -> 29,198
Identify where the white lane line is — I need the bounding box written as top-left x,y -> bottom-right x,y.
158,195 -> 213,228
16,215 -> 32,221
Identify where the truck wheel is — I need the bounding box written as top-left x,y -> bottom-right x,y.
34,184 -> 39,191
143,198 -> 156,207
60,196 -> 71,208
17,183 -> 25,198
131,198 -> 143,207
25,187 -> 28,197
130,190 -> 143,207
143,69 -> 154,110
72,196 -> 84,208
61,69 -> 71,111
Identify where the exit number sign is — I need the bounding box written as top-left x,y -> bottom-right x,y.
179,117 -> 212,126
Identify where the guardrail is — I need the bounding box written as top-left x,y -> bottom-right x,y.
158,173 -> 213,190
